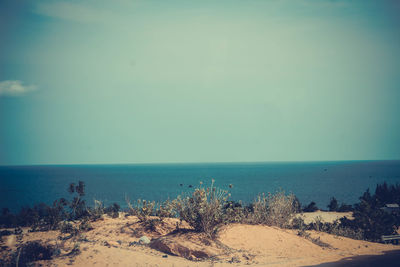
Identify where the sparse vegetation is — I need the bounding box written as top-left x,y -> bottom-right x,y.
291,182 -> 400,242
245,190 -> 296,228
0,181 -> 121,232
0,241 -> 57,267
327,197 -> 353,212
223,201 -> 246,223
105,203 -> 120,218
292,216 -> 364,241
339,184 -> 400,242
173,179 -> 229,237
1,180 -> 400,249
263,190 -> 296,228
327,197 -> 338,211
303,201 -> 319,212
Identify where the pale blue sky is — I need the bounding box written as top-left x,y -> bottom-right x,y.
0,0 -> 400,165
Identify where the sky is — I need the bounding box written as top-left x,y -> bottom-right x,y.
0,0 -> 399,165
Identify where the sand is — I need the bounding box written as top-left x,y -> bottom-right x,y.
1,212 -> 399,267
296,211 -> 354,224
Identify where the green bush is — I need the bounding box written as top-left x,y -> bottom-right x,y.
247,190 -> 296,228
126,197 -> 156,223
155,199 -> 176,220
105,203 -> 120,218
1,241 -> 57,266
174,180 -> 229,237
87,199 -> 105,220
265,190 -> 296,228
303,201 -> 318,212
68,181 -> 88,220
342,197 -> 396,241
223,201 -> 246,223
328,197 -> 338,211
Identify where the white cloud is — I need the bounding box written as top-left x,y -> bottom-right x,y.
0,80 -> 37,96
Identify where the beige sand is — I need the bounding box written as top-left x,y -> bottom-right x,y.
296,211 -> 354,224
1,213 -> 399,267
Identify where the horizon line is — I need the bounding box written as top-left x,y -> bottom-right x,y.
1,159 -> 400,167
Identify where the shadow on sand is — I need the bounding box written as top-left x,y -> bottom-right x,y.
304,250 -> 400,267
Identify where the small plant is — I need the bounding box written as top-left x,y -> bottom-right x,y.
291,217 -> 307,232
310,216 -> 324,232
68,181 -> 87,220
136,199 -> 156,222
291,216 -> 364,241
327,197 -> 353,212
156,199 -> 176,220
328,197 -> 338,211
46,198 -> 68,230
142,218 -> 161,231
223,201 -> 245,223
174,179 -> 229,237
3,241 -> 57,266
67,242 -> 81,256
328,220 -> 364,240
247,190 -> 296,228
337,203 -> 353,212
303,201 -> 319,212
126,196 -> 157,222
247,194 -> 269,224
87,199 -> 105,220
79,218 -> 93,232
105,203 -> 120,218
60,221 -> 77,235
309,236 -> 331,248
265,190 -> 296,228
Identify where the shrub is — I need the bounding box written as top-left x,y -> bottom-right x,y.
105,203 -> 120,218
45,198 -> 68,230
79,218 -> 93,232
292,196 -> 302,213
2,241 -> 57,266
341,197 -> 397,241
327,197 -> 353,212
174,179 -> 229,237
291,217 -> 307,231
247,190 -> 296,228
247,194 -> 268,224
126,197 -> 156,223
60,221 -> 78,236
328,220 -> 364,240
223,201 -> 245,223
327,197 -> 338,211
135,199 -> 156,222
291,216 -> 364,241
337,203 -> 353,212
155,199 -> 176,220
303,201 -> 318,212
68,181 -> 88,220
264,190 -> 296,228
87,199 -> 105,220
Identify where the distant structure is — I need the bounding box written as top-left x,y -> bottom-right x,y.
381,204 -> 400,214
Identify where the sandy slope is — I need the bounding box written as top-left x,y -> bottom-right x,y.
1,213 -> 399,267
297,211 -> 354,224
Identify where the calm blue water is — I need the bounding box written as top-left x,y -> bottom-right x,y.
1,161 -> 400,212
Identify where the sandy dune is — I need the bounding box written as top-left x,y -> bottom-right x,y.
1,213 -> 399,267
296,211 -> 354,224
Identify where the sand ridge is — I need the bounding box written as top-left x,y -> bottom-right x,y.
1,213 -> 399,266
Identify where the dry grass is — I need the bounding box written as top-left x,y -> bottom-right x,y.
173,179 -> 229,237
246,190 -> 296,228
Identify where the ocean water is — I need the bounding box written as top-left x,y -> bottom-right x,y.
1,161 -> 400,212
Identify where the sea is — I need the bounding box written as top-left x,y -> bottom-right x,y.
1,161 -> 400,212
